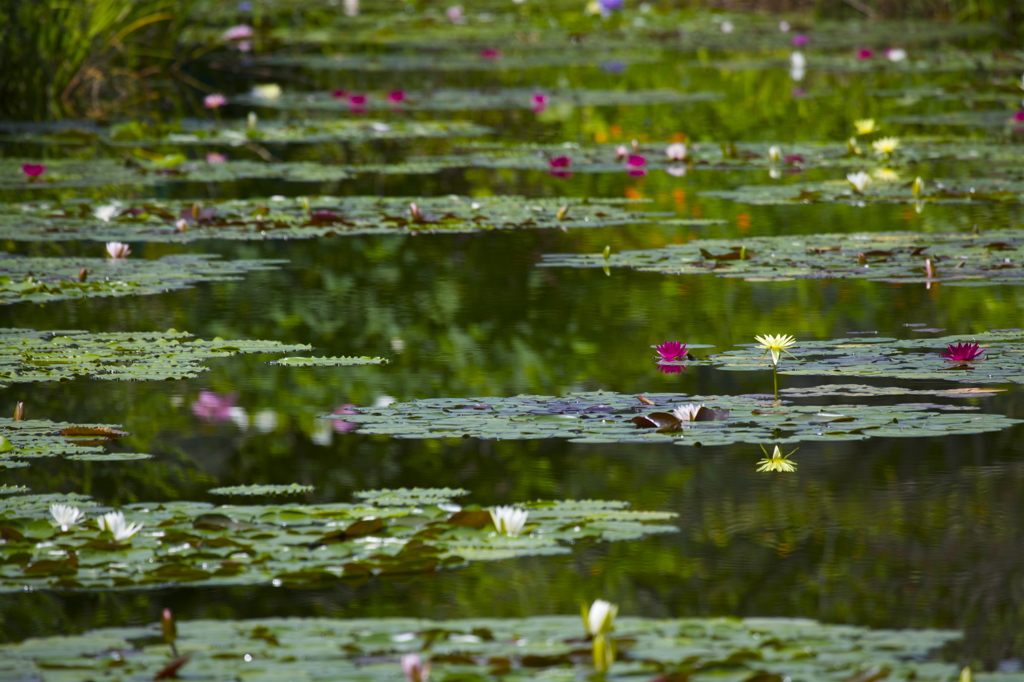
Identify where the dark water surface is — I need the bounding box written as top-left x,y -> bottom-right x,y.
4,15 -> 1024,669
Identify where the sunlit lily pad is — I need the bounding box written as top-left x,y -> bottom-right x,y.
331,391 -> 1021,447
0,418 -> 146,466
208,483 -> 315,496
0,254 -> 283,306
233,87 -> 723,112
0,328 -> 310,387
710,330 -> 1024,384
269,356 -> 388,366
0,612 -> 973,680
1,118 -> 490,147
541,228 -> 1024,285
0,196 -> 673,243
0,490 -> 675,591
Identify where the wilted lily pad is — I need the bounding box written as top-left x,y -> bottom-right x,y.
0,196 -> 671,243
0,328 -> 310,387
710,329 -> 1024,384
0,253 -> 283,306
541,228 -> 1024,286
0,612 -> 973,681
0,489 -> 675,591
0,418 -> 146,466
208,483 -> 315,496
331,391 -> 1021,447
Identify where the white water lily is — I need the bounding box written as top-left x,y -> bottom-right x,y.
671,403 -> 705,422
885,48 -> 907,62
105,241 -> 131,258
846,171 -> 871,193
49,504 -> 85,530
98,511 -> 143,541
93,205 -> 118,222
583,599 -> 618,637
489,506 -> 528,537
401,653 -> 430,682
768,145 -> 782,163
872,136 -> 901,155
789,51 -> 806,81
665,142 -> 687,161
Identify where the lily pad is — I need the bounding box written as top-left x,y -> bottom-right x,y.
0,490 -> 675,591
0,196 -> 672,243
250,49 -> 660,72
0,328 -> 310,387
540,228 -> 1024,286
0,612 -> 975,681
330,391 -> 1022,447
1,118 -> 490,147
0,419 -> 146,466
710,329 -> 1024,384
0,253 -> 283,306
208,483 -> 315,496
269,356 -> 388,366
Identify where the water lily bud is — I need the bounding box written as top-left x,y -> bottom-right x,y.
78,268 -> 88,282
13,402 -> 23,421
961,666 -> 973,682
409,202 -> 422,222
602,245 -> 611,260
300,196 -> 311,213
582,599 -> 618,637
161,608 -> 177,645
847,137 -> 861,155
247,111 -> 258,129
912,176 -> 925,197
768,145 -> 782,163
556,204 -> 569,220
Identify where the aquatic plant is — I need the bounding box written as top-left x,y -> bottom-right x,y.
203,94 -> 227,108
583,599 -> 617,637
655,341 -> 687,362
21,164 -> 45,178
872,136 -> 901,155
665,142 -> 687,160
941,342 -> 985,362
49,503 -> 85,530
755,333 -> 797,366
489,506 -> 529,536
671,404 -> 706,422
402,653 -> 430,682
98,510 -> 144,541
756,444 -> 798,472
104,241 -> 131,258
847,171 -> 871,192
854,118 -> 877,134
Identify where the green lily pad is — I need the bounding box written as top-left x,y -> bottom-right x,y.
0,196 -> 671,243
0,611 -> 974,681
330,390 -> 1022,447
208,483 -> 315,496
0,328 -> 310,387
0,485 -> 29,495
2,157 -> 353,190
1,118 -> 490,147
250,49 -> 660,72
0,419 -> 145,466
232,87 -> 723,112
540,228 -> 1024,286
0,253 -> 283,306
710,329 -> 1024,384
269,356 -> 388,366
0,490 -> 675,591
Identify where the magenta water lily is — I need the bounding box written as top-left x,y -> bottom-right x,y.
655,341 -> 687,362
941,342 -> 985,363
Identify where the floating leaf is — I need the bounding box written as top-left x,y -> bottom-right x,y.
208,484 -> 315,496
0,419 -> 147,467
269,356 -> 388,366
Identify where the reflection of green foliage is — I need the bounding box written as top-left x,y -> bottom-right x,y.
543,228 -> 1024,285
338,390 -> 1021,446
0,490 -> 675,591
0,254 -> 282,306
0,613 -> 970,681
0,196 -> 688,242
0,329 -> 310,387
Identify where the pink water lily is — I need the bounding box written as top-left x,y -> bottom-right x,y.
206,152 -> 227,163
531,93 -> 547,112
204,93 -> 227,108
21,164 -> 45,177
1014,111 -> 1024,123
402,653 -> 430,682
348,94 -> 367,106
333,404 -> 358,433
387,90 -> 406,103
222,24 -> 254,40
480,48 -> 500,59
856,49 -> 874,60
105,241 -> 131,259
627,154 -> 646,167
941,342 -> 985,363
655,341 -> 687,362
331,89 -> 348,99
792,34 -> 808,46
665,143 -> 687,161
192,390 -> 236,422
658,364 -> 685,374
446,5 -> 463,22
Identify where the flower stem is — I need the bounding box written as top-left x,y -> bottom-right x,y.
772,365 -> 779,403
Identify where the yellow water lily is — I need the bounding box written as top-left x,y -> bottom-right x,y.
873,168 -> 900,182
872,136 -> 900,155
754,333 -> 797,366
756,445 -> 798,472
853,118 -> 877,135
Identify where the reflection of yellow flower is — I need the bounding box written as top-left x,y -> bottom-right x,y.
853,118 -> 877,135
872,137 -> 900,155
873,168 -> 900,182
756,445 -> 798,472
754,333 -> 797,366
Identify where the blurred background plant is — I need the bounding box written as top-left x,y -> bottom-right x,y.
0,0 -> 194,120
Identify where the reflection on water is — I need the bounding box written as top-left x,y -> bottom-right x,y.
4,12 -> 1024,670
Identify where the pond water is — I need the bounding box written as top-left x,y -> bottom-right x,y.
4,2 -> 1024,677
